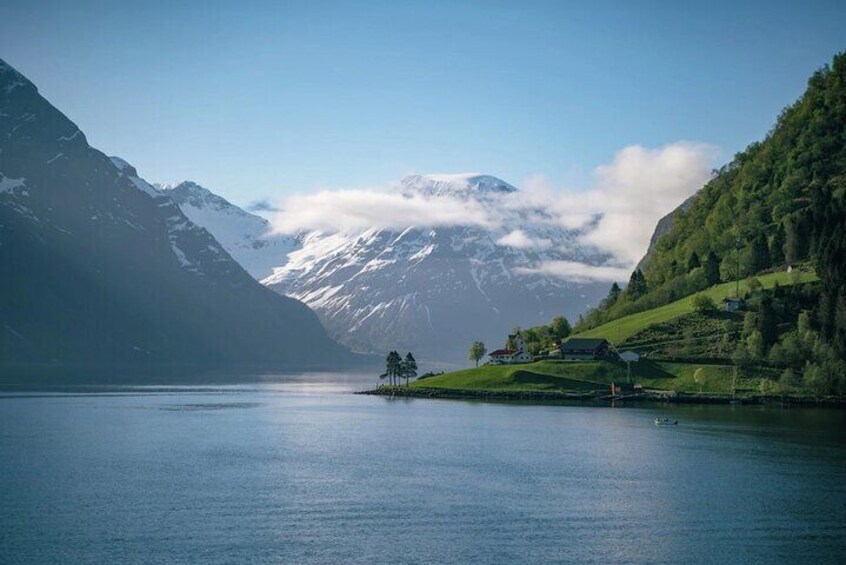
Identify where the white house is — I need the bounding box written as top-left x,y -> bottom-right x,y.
488,334 -> 533,365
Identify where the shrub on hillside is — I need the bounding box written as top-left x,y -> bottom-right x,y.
692,295 -> 718,314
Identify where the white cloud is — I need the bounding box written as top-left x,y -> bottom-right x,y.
271,187 -> 493,234
514,261 -> 631,283
268,141 -> 719,282
580,142 -> 719,265
496,229 -> 551,250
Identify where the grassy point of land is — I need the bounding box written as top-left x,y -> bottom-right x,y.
409,359 -> 781,396
574,270 -> 817,344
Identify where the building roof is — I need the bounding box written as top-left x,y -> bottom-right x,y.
489,349 -> 514,356
559,338 -> 608,352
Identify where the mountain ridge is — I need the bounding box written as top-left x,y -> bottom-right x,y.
0,57 -> 356,374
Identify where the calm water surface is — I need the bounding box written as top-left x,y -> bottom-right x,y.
1,373 -> 845,564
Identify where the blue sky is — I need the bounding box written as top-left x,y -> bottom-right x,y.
1,0 -> 844,207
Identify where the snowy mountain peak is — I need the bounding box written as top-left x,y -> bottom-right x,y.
161,181 -> 233,211
108,156 -> 159,198
400,173 -> 517,197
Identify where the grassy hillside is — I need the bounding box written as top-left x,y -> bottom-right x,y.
409,359 -> 781,396
573,270 -> 817,343
411,361 -> 614,392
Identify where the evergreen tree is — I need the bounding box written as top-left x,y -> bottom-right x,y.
747,233 -> 770,275
756,296 -> 778,351
784,213 -> 810,264
602,283 -> 622,309
385,351 -> 402,386
403,352 -> 417,386
704,251 -> 721,286
769,224 -> 786,266
626,269 -> 648,299
687,252 -> 701,271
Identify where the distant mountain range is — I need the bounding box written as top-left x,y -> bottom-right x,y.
0,58 -> 356,374
162,173 -> 613,362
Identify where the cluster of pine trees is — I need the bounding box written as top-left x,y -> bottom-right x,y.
380,351 -> 418,386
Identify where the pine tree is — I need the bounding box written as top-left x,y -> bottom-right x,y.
747,233 -> 770,275
757,296 -> 778,351
770,224 -> 786,266
403,352 -> 417,386
626,269 -> 648,299
687,252 -> 701,271
385,351 -> 402,386
704,251 -> 721,286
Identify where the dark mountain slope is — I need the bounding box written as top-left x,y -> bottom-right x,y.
0,58 -> 354,373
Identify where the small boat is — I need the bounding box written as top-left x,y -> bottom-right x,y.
654,417 -> 678,426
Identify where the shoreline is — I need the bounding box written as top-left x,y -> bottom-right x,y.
358,386 -> 846,407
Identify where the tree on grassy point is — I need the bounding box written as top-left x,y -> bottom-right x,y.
385,351 -> 402,386
403,352 -> 417,386
469,341 -> 486,367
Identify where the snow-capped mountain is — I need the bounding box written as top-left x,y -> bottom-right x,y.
166,173 -> 612,363
158,181 -> 297,279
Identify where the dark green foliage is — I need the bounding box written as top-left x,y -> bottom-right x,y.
812,175 -> 846,361
769,224 -> 786,266
604,283 -> 622,308
704,251 -> 721,286
402,352 -> 418,385
381,351 -> 403,386
550,316 -> 572,341
692,295 -> 718,314
626,269 -> 648,299
756,296 -> 778,350
747,233 -> 771,275
687,252 -> 701,271
573,51 -> 846,369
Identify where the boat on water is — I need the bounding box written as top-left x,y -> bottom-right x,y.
654,417 -> 678,426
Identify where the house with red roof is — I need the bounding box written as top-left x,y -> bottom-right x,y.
488,334 -> 532,365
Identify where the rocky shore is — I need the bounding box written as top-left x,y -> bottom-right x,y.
358,386 -> 846,407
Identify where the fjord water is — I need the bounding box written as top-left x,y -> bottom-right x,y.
1,375 -> 844,564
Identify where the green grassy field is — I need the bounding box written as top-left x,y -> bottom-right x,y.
573,270 -> 817,344
411,359 -> 780,395
410,361 -> 611,392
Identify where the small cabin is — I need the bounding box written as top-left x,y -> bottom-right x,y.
559,338 -> 609,360
723,297 -> 743,312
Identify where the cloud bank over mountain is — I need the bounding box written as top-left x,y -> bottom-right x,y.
268,142 -> 719,281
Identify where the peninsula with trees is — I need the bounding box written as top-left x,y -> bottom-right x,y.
365,51 -> 846,406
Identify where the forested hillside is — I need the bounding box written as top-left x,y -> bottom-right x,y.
574,52 -> 845,361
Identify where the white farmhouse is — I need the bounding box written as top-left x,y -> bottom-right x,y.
488,334 -> 533,365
